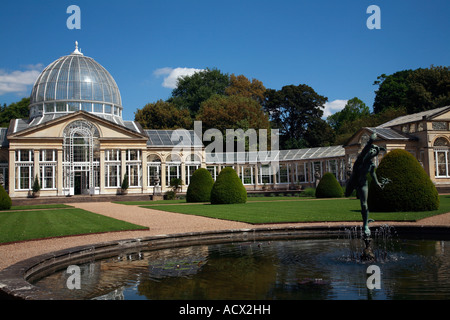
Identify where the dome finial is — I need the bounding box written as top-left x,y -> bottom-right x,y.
72,40 -> 83,55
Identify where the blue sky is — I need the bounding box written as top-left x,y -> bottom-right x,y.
0,0 -> 449,122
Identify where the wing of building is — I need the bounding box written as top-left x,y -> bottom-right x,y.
0,43 -> 449,198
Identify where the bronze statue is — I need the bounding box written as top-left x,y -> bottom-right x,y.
345,133 -> 387,238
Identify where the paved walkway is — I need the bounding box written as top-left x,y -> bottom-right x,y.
1,201 -> 450,271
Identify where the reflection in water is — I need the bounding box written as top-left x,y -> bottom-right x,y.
32,238 -> 450,300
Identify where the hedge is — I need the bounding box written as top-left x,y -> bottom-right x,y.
368,149 -> 439,212
210,167 -> 247,204
315,172 -> 344,198
186,168 -> 214,203
0,185 -> 11,210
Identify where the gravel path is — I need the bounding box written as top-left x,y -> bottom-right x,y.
1,201 -> 450,271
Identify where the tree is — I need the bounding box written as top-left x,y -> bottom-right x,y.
327,97 -> 370,132
373,70 -> 412,114
0,97 -> 30,127
134,100 -> 193,130
264,84 -> 327,149
169,68 -> 230,116
225,74 -> 266,104
303,118 -> 335,147
373,66 -> 450,114
196,95 -> 270,133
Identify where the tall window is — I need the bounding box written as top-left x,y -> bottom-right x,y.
15,150 -> 34,190
241,166 -> 254,185
276,163 -> 289,184
185,154 -> 201,186
166,154 -> 181,186
258,164 -> 273,184
125,149 -> 142,187
147,154 -> 161,187
40,149 -> 57,189
434,137 -> 450,178
105,149 -> 121,188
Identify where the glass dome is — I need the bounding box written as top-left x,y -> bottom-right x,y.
29,42 -> 123,121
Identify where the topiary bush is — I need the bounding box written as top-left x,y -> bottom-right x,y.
0,185 -> 12,210
368,149 -> 439,212
187,168 -> 214,203
210,167 -> 247,204
315,172 -> 344,198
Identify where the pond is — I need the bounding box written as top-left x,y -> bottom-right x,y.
31,233 -> 450,300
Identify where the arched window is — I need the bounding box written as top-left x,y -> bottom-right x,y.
166,153 -> 182,187
433,137 -> 450,178
147,154 -> 162,186
63,120 -> 100,195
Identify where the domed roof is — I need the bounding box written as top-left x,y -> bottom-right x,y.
29,42 -> 123,122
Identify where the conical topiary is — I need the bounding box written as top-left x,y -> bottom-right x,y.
315,172 -> 344,198
186,168 -> 214,203
368,149 -> 439,212
210,167 -> 247,204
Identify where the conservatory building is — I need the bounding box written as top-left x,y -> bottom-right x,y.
1,43 -> 449,199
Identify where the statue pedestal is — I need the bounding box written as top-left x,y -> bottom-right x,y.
361,237 -> 375,262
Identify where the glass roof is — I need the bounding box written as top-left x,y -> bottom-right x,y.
205,145 -> 345,164
29,43 -> 122,121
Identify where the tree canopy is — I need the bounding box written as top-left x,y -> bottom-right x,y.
134,100 -> 192,130
168,68 -> 230,116
373,66 -> 450,114
264,84 -> 327,149
0,97 -> 30,127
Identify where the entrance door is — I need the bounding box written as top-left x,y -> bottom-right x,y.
74,171 -> 90,195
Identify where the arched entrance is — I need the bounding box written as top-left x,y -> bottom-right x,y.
63,120 -> 100,195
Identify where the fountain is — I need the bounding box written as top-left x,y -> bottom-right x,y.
345,132 -> 390,262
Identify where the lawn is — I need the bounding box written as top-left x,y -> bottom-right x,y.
139,196 -> 450,224
0,207 -> 148,244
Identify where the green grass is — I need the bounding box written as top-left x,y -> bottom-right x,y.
0,208 -> 148,244
140,196 -> 450,224
114,196 -> 313,206
7,204 -> 73,211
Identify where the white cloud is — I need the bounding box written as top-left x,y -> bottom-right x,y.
322,99 -> 348,118
154,67 -> 204,89
0,64 -> 43,95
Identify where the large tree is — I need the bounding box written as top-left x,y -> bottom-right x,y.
264,84 -> 327,149
327,97 -> 370,132
196,94 -> 270,132
134,100 -> 192,130
373,66 -> 450,114
225,74 -> 266,104
0,97 -> 30,127
168,68 -> 230,116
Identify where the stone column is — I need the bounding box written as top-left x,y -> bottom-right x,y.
8,149 -> 15,197
57,149 -> 63,195
99,149 -> 105,194
142,149 -> 148,193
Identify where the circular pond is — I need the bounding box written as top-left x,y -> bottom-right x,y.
29,232 -> 450,300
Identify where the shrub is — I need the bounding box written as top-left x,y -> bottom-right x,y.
210,167 -> 247,204
368,149 -> 439,212
0,185 -> 11,210
186,168 -> 214,203
165,190 -> 176,200
302,188 -> 316,197
315,172 -> 344,198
